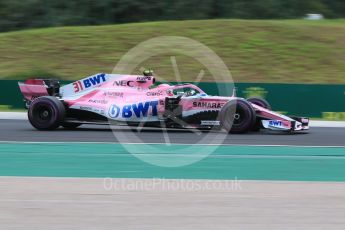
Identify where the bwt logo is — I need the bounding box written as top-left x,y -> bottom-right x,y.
73,74 -> 106,93
269,120 -> 282,126
109,101 -> 158,119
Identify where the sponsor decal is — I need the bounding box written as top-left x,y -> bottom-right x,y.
201,120 -> 220,126
269,120 -> 282,127
301,118 -> 309,123
267,120 -> 290,129
73,74 -> 106,93
146,91 -> 163,96
80,106 -> 93,111
93,108 -> 104,114
109,101 -> 159,119
122,101 -> 158,118
103,92 -> 124,98
113,80 -> 134,87
262,120 -> 291,130
193,101 -> 225,109
88,99 -> 108,104
137,76 -> 152,81
109,104 -> 121,118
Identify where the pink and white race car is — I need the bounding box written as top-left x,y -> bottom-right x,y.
18,72 -> 309,133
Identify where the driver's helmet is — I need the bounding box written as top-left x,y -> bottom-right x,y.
143,69 -> 153,76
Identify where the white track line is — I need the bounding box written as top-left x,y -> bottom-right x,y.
0,112 -> 27,119
309,120 -> 345,127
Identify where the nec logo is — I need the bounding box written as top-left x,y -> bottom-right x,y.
108,101 -> 158,119
113,80 -> 134,87
73,74 -> 106,93
269,120 -> 282,126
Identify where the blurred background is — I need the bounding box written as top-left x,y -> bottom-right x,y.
0,0 -> 344,81
1,0 -> 345,31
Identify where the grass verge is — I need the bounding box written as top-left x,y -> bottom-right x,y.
0,19 -> 344,83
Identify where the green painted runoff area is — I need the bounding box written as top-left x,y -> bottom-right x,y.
0,143 -> 344,181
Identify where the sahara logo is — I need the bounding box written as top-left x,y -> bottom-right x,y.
108,101 -> 159,119
193,101 -> 225,109
73,74 -> 106,93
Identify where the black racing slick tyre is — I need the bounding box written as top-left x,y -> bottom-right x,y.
247,97 -> 271,110
28,96 -> 65,130
247,97 -> 271,131
220,99 -> 256,134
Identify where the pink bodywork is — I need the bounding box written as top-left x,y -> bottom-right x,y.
60,74 -> 231,122
18,79 -> 49,102
19,73 -> 307,130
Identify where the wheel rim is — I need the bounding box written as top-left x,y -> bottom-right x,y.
233,105 -> 246,125
36,105 -> 53,122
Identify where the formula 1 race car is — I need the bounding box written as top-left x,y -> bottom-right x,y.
18,71 -> 309,133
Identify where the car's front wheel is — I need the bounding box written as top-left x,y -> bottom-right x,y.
220,99 -> 256,134
247,97 -> 271,131
247,97 -> 271,110
28,96 -> 65,130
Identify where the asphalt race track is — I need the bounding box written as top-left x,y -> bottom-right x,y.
1,119 -> 345,230
1,119 -> 344,146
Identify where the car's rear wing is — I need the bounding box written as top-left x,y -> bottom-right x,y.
18,79 -> 60,108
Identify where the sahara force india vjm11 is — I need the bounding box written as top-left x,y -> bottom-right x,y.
18,72 -> 309,133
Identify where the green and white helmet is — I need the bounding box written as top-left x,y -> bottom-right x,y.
143,69 -> 153,76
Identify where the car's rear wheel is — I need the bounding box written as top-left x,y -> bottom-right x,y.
28,96 -> 65,130
220,99 -> 256,134
247,97 -> 271,131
